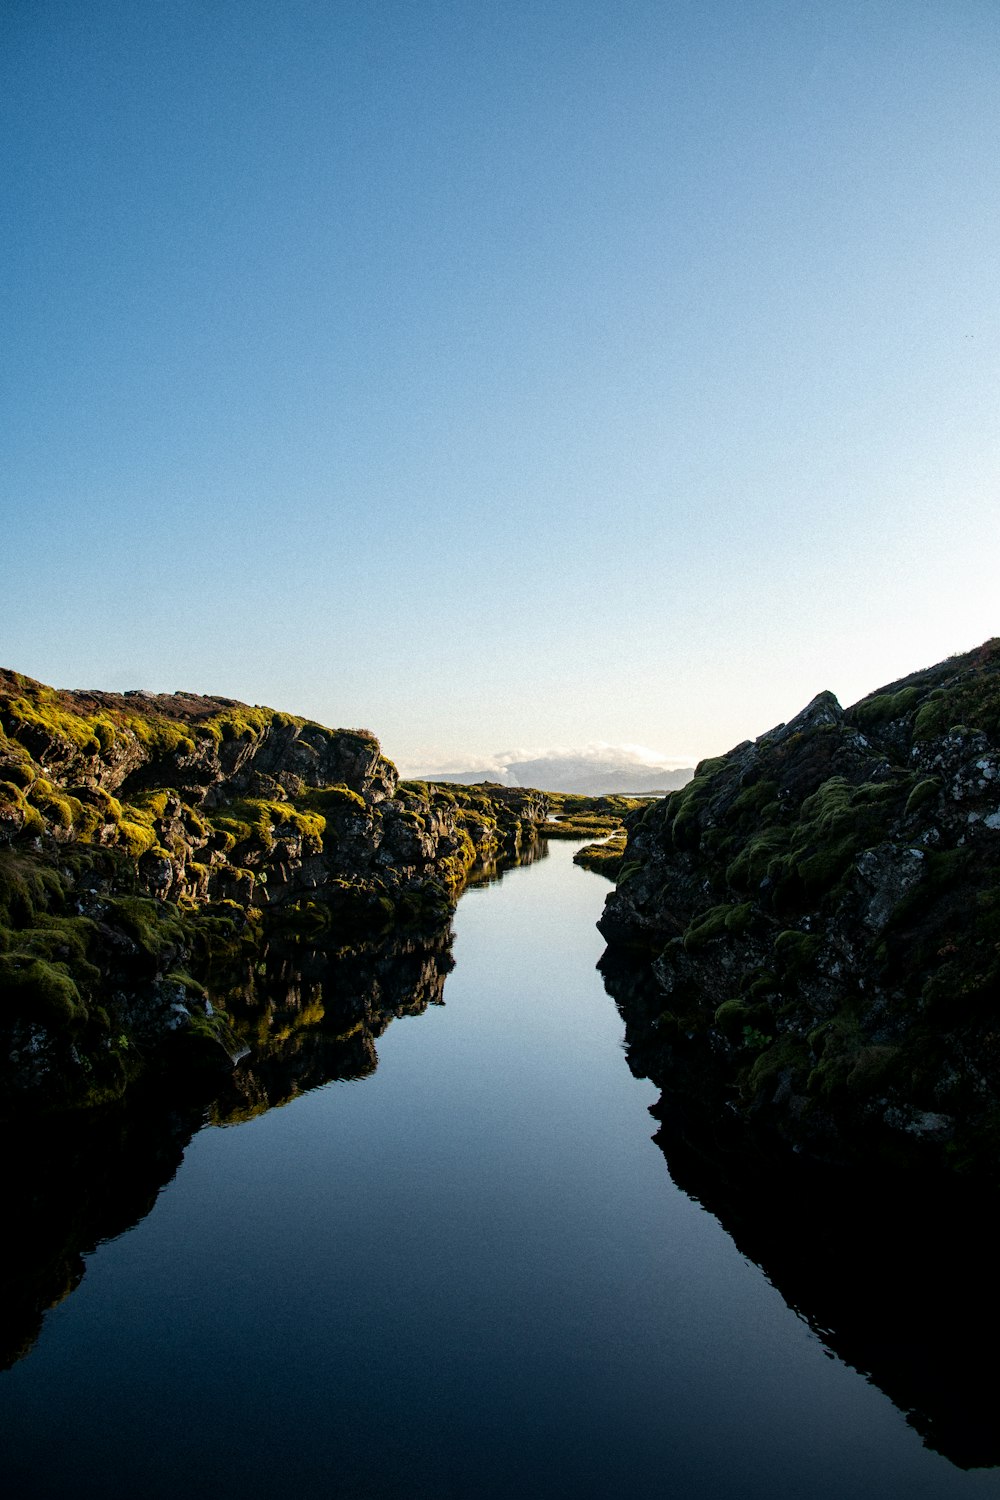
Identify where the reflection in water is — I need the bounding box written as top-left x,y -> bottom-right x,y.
1,930 -> 452,1369
210,935 -> 455,1124
0,841 -> 553,1371
5,835 -> 1000,1498
1,1086 -> 199,1371
462,831 -> 549,888
7,827 -> 999,1487
600,951 -> 1000,1472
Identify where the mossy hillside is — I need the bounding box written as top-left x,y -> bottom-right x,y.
0,671 -> 400,916
0,846 -> 227,1110
0,670 -> 390,805
599,639 -> 1000,1175
1,670 -> 550,1113
206,798 -> 326,856
0,672 -> 194,776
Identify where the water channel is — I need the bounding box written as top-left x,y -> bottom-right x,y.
2,839 -> 999,1498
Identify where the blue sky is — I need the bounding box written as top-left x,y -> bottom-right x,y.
3,0 -> 997,771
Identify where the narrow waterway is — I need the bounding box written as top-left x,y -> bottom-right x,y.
2,841 -> 999,1499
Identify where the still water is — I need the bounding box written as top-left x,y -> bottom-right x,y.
2,840 -> 999,1499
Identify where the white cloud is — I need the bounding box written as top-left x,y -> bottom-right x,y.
399,742 -> 696,791
495,742 -> 695,771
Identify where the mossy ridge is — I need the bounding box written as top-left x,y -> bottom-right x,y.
403,781 -> 550,868
0,678 -> 117,759
574,831 -> 628,880
600,638 -> 1000,1176
0,673 -> 197,766
0,670 -> 554,1115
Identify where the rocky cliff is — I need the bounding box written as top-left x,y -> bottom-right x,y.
0,670 -> 548,1111
599,639 -> 1000,1176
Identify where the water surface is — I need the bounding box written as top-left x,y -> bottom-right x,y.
3,841 -> 999,1498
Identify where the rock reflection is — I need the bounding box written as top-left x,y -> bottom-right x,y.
600,951 -> 1000,1472
462,832 -> 549,889
209,934 -> 454,1124
0,929 -> 453,1369
0,839 -> 555,1370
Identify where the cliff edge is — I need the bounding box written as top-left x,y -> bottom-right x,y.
599,639 -> 1000,1176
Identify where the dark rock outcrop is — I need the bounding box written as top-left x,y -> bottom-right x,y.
0,670 -> 548,1111
599,639 -> 1000,1176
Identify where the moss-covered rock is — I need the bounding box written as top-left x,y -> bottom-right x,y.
599,639 -> 1000,1177
0,669 -> 550,1114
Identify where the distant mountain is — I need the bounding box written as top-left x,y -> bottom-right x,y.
405,746 -> 695,797
506,758 -> 693,795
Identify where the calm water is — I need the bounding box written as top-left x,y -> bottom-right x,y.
3,840 -> 999,1499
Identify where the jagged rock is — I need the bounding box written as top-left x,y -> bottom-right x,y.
599,639 -> 1000,1176
0,669 -> 548,1112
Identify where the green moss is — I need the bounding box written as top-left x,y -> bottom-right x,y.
207,798 -> 325,852
852,685 -> 921,729
165,968 -> 207,997
905,777 -> 941,816
93,718 -> 116,751
913,685 -> 1000,742
0,850 -> 65,926
785,776 -> 907,898
664,759 -> 726,850
0,754 -> 36,789
118,819 -> 158,858
541,815 -> 621,838
6,914 -> 99,985
725,829 -> 790,892
741,967 -> 777,1001
773,928 -> 822,973
128,716 -> 196,756
728,779 -> 780,819
0,779 -> 41,837
805,1019 -> 899,1101
132,789 -> 171,820
573,832 -> 627,880
211,814 -> 252,845
26,777 -> 76,830
683,902 -> 753,951
714,998 -> 749,1029
0,687 -> 107,756
746,1034 -> 808,1097
0,952 -> 87,1025
105,895 -> 187,960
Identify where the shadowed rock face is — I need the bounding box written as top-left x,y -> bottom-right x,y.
0,671 -> 548,1112
602,952 -> 1000,1472
599,640 -> 1000,1175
